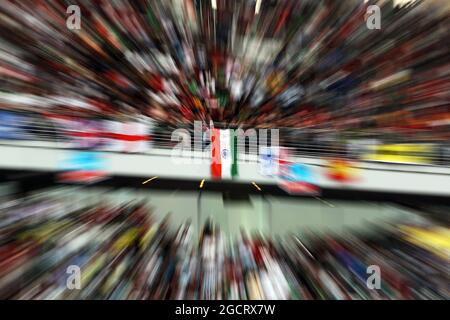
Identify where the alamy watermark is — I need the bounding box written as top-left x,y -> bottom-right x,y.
63,253 -> 380,292
66,265 -> 81,290
170,121 -> 279,165
366,5 -> 381,30
366,265 -> 381,290
66,5 -> 81,30
65,4 -> 381,32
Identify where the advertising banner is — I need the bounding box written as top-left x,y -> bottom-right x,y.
278,162 -> 319,195
58,151 -> 109,183
326,159 -> 360,183
361,144 -> 435,165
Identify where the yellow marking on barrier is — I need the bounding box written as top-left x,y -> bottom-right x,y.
252,182 -> 262,191
142,176 -> 158,184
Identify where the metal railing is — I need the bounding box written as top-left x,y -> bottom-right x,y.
1,111 -> 450,166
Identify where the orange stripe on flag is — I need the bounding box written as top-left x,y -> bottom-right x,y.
211,128 -> 222,179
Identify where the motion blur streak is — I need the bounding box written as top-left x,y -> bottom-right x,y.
0,197 -> 448,300
0,0 -> 449,301
0,0 -> 448,130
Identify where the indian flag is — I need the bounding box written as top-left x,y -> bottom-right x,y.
211,129 -> 238,179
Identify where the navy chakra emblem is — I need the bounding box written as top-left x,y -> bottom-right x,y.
221,149 -> 229,159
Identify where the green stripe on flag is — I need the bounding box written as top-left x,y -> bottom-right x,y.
231,132 -> 238,177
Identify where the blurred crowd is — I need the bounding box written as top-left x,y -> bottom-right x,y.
0,0 -> 448,134
0,197 -> 448,300
1,0 -> 449,302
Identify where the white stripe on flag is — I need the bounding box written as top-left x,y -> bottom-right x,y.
220,129 -> 232,178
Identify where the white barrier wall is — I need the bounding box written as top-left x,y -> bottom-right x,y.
1,141 -> 450,196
